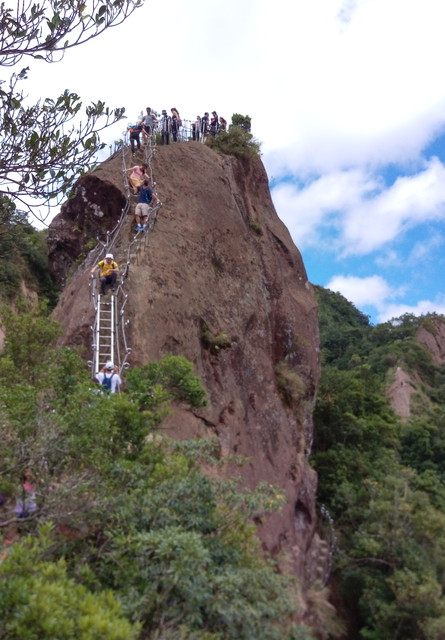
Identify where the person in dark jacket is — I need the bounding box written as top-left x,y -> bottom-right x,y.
128,122 -> 143,153
200,112 -> 209,141
210,111 -> 219,136
160,110 -> 171,145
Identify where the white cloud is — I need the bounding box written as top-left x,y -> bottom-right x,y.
272,158 -> 445,257
377,299 -> 445,323
261,0 -> 445,172
341,158 -> 445,255
325,274 -> 397,308
407,233 -> 444,263
374,249 -> 400,268
324,273 -> 445,324
271,169 -> 381,249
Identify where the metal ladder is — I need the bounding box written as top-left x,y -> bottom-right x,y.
88,134 -> 161,378
94,294 -> 116,373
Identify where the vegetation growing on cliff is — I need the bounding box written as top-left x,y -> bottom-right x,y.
0,304 -> 314,640
312,286 -> 445,640
206,113 -> 261,159
0,197 -> 59,304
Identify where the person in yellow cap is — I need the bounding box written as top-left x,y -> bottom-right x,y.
91,253 -> 119,295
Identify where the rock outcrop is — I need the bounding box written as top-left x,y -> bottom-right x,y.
387,366 -> 416,419
387,317 -> 445,419
417,316 -> 445,365
49,142 -> 321,580
48,171 -> 126,286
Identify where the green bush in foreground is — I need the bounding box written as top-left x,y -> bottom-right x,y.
0,531 -> 139,640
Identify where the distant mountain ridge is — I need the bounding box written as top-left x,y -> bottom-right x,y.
313,286 -> 445,639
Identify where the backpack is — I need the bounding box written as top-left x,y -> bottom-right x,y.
101,373 -> 114,392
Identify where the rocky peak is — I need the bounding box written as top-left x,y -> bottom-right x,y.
416,316 -> 445,365
48,141 -> 321,581
387,316 -> 445,419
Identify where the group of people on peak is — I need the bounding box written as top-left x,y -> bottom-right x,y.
192,111 -> 227,142
159,107 -> 182,145
127,106 -> 227,149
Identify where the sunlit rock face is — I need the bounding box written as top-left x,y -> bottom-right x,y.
417,317 -> 445,366
49,142 -> 321,580
388,318 -> 445,419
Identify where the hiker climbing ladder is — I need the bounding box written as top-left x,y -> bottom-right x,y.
88,130 -> 161,377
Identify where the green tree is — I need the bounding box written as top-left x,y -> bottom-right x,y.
0,530 -> 140,640
0,0 -> 143,219
0,196 -> 59,301
313,287 -> 445,639
231,113 -> 252,132
206,113 -> 260,159
0,305 -> 314,640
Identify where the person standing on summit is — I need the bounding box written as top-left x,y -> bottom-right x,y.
142,107 -> 157,144
160,110 -> 171,145
192,115 -> 201,141
200,112 -> 209,141
171,107 -> 181,142
210,111 -> 219,136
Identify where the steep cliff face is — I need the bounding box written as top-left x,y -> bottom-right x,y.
417,317 -> 445,365
387,317 -> 445,419
49,142 -> 321,580
47,171 -> 126,286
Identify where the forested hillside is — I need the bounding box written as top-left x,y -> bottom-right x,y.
312,286 -> 445,640
4,209 -> 445,640
0,301 -> 318,640
0,198 -> 59,306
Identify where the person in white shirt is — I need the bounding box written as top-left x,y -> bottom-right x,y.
95,361 -> 122,394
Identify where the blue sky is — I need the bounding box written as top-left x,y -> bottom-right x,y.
17,0 -> 445,324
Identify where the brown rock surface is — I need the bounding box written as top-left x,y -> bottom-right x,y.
49,141 -> 321,579
417,317 -> 445,365
387,366 -> 415,419
47,169 -> 126,286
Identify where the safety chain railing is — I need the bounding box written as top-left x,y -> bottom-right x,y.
89,129 -> 161,379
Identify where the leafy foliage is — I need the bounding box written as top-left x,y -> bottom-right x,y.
0,527 -> 140,640
0,0 -> 142,66
0,196 -> 59,302
0,1 -> 143,219
0,304 -> 314,640
231,113 -> 252,132
206,113 -> 261,159
313,287 -> 445,639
